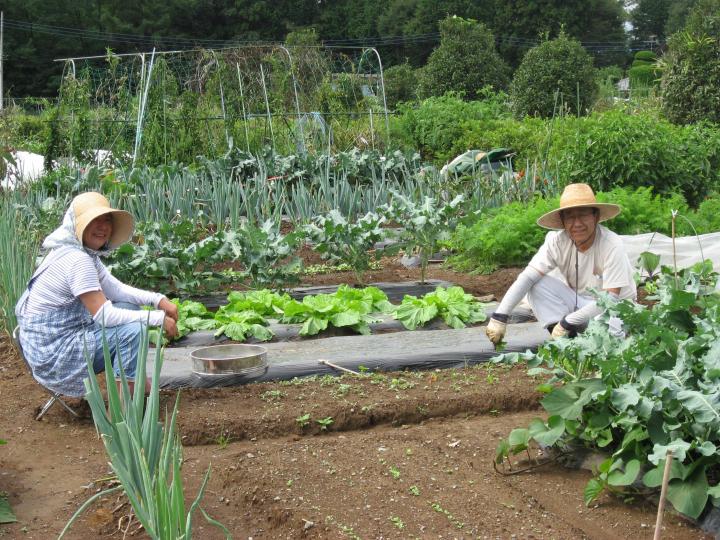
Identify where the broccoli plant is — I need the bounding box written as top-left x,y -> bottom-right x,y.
303,210 -> 389,285
235,220 -> 303,290
383,192 -> 464,284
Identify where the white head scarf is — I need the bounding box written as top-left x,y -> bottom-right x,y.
42,205 -> 114,256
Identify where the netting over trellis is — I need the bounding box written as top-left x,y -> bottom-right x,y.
50,46 -> 390,166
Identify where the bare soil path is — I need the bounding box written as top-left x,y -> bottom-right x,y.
0,333 -> 707,539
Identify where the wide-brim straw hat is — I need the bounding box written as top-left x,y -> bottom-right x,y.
537,183 -> 621,230
73,192 -> 134,249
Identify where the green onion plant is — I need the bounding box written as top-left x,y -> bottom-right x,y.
60,327 -> 230,539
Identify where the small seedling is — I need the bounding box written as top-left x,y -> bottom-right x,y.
409,485 -> 420,496
260,389 -> 284,402
316,417 -> 334,430
296,413 -> 311,428
390,516 -> 405,530
389,377 -> 415,391
389,466 -> 401,479
215,430 -> 232,450
332,383 -> 352,398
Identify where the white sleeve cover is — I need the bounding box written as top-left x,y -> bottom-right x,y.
495,266 -> 543,316
98,264 -> 164,308
564,293 -> 619,327
93,300 -> 165,327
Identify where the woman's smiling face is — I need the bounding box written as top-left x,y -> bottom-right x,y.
82,214 -> 113,250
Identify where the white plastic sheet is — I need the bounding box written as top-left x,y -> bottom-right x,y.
1,150 -> 44,189
621,232 -> 720,273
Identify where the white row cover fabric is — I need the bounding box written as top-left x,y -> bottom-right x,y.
621,232 -> 720,274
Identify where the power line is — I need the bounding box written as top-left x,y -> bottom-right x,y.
4,16 -> 664,56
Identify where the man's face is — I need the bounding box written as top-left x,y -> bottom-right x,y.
561,207 -> 599,246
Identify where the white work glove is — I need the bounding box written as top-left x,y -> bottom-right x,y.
550,322 -> 570,340
485,317 -> 507,346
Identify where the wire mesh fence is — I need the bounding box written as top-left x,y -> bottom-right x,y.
48,46 -> 391,166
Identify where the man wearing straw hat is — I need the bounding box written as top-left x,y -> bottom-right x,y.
485,183 -> 636,345
15,192 -> 179,398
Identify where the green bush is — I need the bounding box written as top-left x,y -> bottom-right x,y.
596,66 -> 624,85
448,187 -> 707,272
629,50 -> 660,88
510,34 -> 598,118
396,92 -> 511,163
417,16 -> 510,100
629,64 -> 661,87
661,0 -> 720,124
448,197 -> 557,273
551,108 -> 720,206
634,50 -> 658,63
451,117 -> 547,166
691,195 -> 720,234
596,186 -> 688,235
383,63 -> 418,109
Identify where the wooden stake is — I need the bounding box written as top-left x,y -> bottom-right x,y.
318,359 -> 360,375
653,450 -> 673,540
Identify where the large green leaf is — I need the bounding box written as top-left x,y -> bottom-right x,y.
507,428 -> 530,453
528,416 -> 565,447
607,459 -> 641,487
300,316 -> 329,336
642,459 -> 686,488
221,322 -> 249,341
393,300 -> 438,330
541,380 -> 605,420
648,440 -> 692,465
584,478 -> 605,506
330,310 -> 362,328
247,324 -> 274,342
0,494 -> 16,524
667,467 -> 709,519
676,389 -> 720,423
610,384 -> 641,412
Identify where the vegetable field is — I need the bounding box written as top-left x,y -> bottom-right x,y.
0,334 -> 708,539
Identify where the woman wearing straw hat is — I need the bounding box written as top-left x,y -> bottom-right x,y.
15,192 -> 179,398
485,183 -> 636,345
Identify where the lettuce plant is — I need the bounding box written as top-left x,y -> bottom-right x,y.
392,286 -> 487,330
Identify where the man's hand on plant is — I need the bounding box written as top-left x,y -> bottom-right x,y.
551,318 -> 578,340
485,316 -> 507,346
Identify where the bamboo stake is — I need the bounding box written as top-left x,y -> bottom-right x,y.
653,450 -> 673,540
671,210 -> 678,286
318,359 -> 359,375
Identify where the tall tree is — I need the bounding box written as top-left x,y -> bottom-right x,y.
488,0 -> 627,67
631,0 -> 671,40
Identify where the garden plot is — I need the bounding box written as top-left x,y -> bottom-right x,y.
154,322 -> 549,388
0,339 -> 709,539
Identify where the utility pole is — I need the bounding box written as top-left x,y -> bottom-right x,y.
0,11 -> 4,111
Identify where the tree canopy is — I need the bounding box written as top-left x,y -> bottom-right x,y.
2,0 -> 628,97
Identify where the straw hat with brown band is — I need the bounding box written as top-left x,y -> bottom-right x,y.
72,192 -> 134,249
536,183 -> 621,230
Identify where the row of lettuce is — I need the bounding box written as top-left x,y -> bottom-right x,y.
158,285 -> 486,344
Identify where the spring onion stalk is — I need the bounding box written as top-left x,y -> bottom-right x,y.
60,326 -> 229,539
